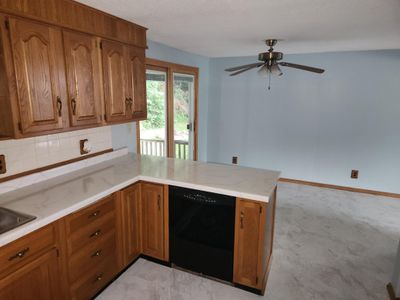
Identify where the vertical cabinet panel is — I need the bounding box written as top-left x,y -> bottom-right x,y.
8,18 -> 67,133
101,39 -> 129,123
141,183 -> 165,260
120,183 -> 142,265
0,249 -> 61,300
233,199 -> 266,289
126,46 -> 146,118
63,31 -> 102,127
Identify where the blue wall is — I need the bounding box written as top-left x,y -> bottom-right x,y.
207,50 -> 400,193
111,40 -> 210,160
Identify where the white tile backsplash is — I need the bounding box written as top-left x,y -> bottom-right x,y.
0,126 -> 112,179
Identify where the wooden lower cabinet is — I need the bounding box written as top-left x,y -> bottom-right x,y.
233,188 -> 277,293
120,183 -> 142,266
141,182 -> 167,261
0,248 -> 61,300
0,183 -> 276,298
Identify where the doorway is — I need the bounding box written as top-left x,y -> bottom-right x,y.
138,59 -> 198,160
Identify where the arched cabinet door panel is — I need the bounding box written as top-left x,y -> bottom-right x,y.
101,40 -> 130,123
63,31 -> 102,127
126,46 -> 146,119
8,18 -> 67,133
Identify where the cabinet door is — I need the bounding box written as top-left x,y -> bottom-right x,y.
233,199 -> 266,289
63,31 -> 102,127
126,46 -> 146,119
121,184 -> 142,265
0,249 -> 61,300
101,40 -> 130,123
8,18 -> 67,134
141,183 -> 164,260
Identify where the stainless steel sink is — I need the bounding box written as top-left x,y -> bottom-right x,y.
0,207 -> 36,234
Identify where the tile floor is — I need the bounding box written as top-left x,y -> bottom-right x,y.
97,182 -> 400,300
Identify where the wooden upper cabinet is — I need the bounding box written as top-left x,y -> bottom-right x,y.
126,46 -> 146,119
233,199 -> 267,290
141,183 -> 165,260
101,39 -> 130,123
8,17 -> 68,134
62,31 -> 102,127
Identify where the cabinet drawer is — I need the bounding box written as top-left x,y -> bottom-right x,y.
68,231 -> 116,283
66,194 -> 116,234
0,224 -> 56,277
67,210 -> 115,256
71,256 -> 117,300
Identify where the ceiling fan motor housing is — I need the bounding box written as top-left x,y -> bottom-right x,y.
258,51 -> 283,63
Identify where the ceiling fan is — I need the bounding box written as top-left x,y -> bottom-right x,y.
225,39 -> 325,90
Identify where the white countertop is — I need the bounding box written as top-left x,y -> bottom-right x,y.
0,153 -> 280,247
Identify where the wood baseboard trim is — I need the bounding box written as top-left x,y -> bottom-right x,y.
279,177 -> 400,199
387,283 -> 400,300
0,148 -> 113,183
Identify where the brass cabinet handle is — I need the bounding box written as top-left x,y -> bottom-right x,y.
8,247 -> 30,261
94,273 -> 103,283
88,210 -> 100,218
240,211 -> 244,229
71,98 -> 76,115
90,229 -> 101,238
157,194 -> 161,211
56,97 -> 62,117
129,97 -> 133,108
125,97 -> 130,107
91,249 -> 102,258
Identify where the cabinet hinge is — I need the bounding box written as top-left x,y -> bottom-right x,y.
17,122 -> 22,131
4,19 -> 9,30
259,206 -> 262,214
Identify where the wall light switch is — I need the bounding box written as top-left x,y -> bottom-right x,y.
0,154 -> 6,174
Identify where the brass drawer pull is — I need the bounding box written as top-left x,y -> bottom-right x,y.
56,97 -> 62,117
240,211 -> 244,229
71,98 -> 76,115
91,250 -> 102,257
8,247 -> 30,261
88,210 -> 100,218
90,229 -> 101,238
94,273 -> 103,283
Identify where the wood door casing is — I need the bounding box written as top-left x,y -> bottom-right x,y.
120,183 -> 142,265
233,198 -> 267,289
141,182 -> 165,260
0,249 -> 61,300
101,39 -> 130,123
127,46 -> 146,118
63,31 -> 102,127
8,17 -> 67,133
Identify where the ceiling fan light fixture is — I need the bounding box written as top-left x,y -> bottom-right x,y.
270,64 -> 283,76
257,64 -> 269,77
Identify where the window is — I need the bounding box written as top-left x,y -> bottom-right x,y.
138,59 -> 198,160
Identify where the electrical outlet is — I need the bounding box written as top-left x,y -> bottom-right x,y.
351,170 -> 359,179
80,139 -> 91,155
0,155 -> 6,174
232,156 -> 238,164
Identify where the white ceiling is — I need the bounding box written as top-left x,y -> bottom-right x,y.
77,0 -> 400,57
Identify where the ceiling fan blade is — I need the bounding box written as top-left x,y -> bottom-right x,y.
225,62 -> 263,72
279,62 -> 325,74
229,65 -> 260,76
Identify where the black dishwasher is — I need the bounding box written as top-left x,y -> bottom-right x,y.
169,186 -> 235,282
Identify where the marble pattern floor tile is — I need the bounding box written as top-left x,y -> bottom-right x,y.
97,182 -> 400,300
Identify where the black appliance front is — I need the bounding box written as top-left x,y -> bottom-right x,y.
169,186 -> 236,282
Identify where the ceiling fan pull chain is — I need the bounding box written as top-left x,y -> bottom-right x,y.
268,71 -> 271,90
